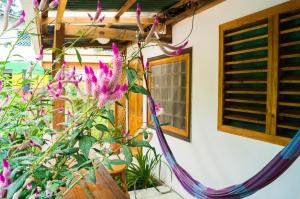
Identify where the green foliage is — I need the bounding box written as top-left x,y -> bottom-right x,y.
126,149 -> 162,191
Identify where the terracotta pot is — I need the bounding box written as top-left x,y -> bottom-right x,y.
110,143 -> 121,154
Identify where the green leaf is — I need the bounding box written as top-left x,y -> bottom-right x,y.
131,140 -> 152,148
75,48 -> 82,65
130,84 -> 148,95
122,145 -> 132,166
108,109 -> 115,125
110,159 -> 126,165
126,68 -> 137,84
86,169 -> 96,184
79,136 -> 97,157
95,124 -> 109,132
57,148 -> 79,155
7,172 -> 29,199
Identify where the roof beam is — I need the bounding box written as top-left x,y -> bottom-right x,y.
42,16 -> 156,25
64,24 -> 137,41
55,0 -> 68,30
115,0 -> 136,18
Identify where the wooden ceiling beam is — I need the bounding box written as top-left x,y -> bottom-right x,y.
55,0 -> 68,30
115,0 -> 136,18
42,16 -> 156,25
64,24 -> 137,41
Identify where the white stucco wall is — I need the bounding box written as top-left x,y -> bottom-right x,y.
128,0 -> 300,198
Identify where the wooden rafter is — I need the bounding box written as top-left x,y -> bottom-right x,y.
64,25 -> 136,41
42,16 -> 156,25
55,0 -> 68,30
115,0 -> 136,18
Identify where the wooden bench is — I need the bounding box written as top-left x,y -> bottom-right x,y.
63,166 -> 129,199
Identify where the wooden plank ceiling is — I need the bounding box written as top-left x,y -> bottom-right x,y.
39,0 -> 224,49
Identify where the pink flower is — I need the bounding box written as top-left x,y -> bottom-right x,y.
0,94 -> 10,109
145,16 -> 159,43
136,3 -> 144,34
155,102 -> 164,116
84,65 -> 93,96
8,10 -> 26,30
27,183 -> 33,190
2,159 -> 11,178
36,47 -> 44,61
0,80 -> 3,92
4,0 -> 13,12
49,0 -> 59,9
108,43 -> 123,90
87,0 -> 103,22
46,190 -> 52,197
94,0 -> 101,21
33,0 -> 39,9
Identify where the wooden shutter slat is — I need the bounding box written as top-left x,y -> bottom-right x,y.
225,105 -> 266,115
280,26 -> 300,34
280,40 -> 300,47
280,66 -> 300,71
278,123 -> 300,130
225,24 -> 268,37
225,68 -> 267,74
225,78 -> 267,84
225,46 -> 268,56
225,57 -> 268,65
225,98 -> 266,104
279,110 -> 300,119
280,53 -> 300,59
280,13 -> 300,23
225,88 -> 267,94
278,101 -> 300,107
224,114 -> 266,125
225,34 -> 268,46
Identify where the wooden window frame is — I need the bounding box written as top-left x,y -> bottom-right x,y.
147,48 -> 192,142
218,0 -> 300,146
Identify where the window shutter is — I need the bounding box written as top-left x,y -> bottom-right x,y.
277,9 -> 300,138
221,18 -> 270,133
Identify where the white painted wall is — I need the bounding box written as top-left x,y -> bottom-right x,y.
128,0 -> 300,198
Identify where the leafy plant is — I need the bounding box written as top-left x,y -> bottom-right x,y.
126,148 -> 162,191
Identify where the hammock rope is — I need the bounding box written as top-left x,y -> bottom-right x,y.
147,96 -> 300,199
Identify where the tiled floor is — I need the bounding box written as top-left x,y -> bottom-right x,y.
129,185 -> 184,199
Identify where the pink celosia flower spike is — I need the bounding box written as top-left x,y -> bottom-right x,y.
7,10 -> 26,31
33,0 -> 39,9
0,94 -> 10,109
0,0 -> 13,35
94,0 -> 101,21
84,65 -> 92,96
5,0 -> 13,12
36,47 -> 44,61
2,159 -> 11,178
136,3 -> 144,34
49,0 -> 59,9
145,15 -> 159,44
108,43 -> 123,90
0,80 -> 3,92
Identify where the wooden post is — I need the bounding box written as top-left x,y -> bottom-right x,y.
52,23 -> 65,131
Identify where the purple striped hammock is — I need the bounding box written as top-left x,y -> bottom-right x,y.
147,95 -> 300,199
